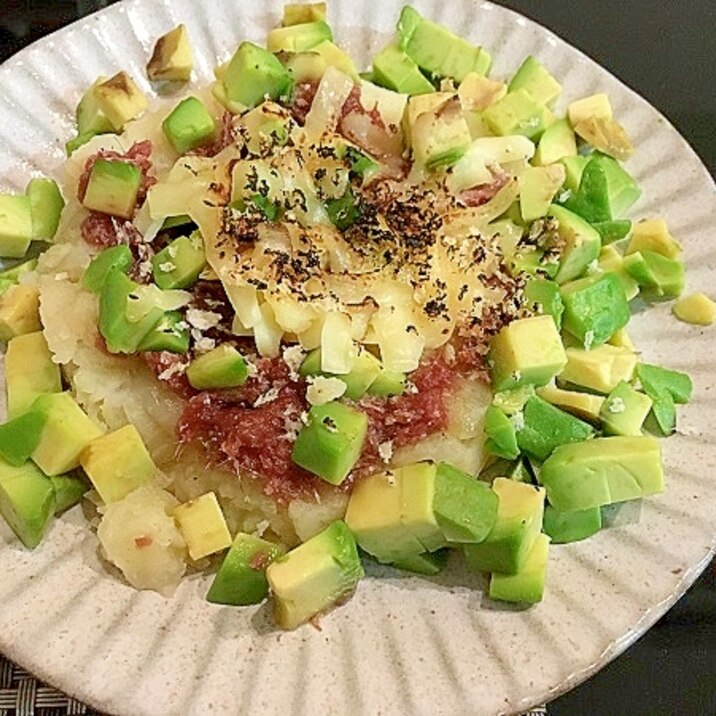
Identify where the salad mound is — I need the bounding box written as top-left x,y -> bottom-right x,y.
0,3 -> 703,627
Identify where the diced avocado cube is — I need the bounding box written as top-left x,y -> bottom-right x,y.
5,331 -> 62,418
492,384 -> 535,416
562,158 -> 611,223
266,520 -> 364,630
411,98 -> 472,168
186,344 -> 248,390
281,50 -> 327,84
673,293 -> 716,326
484,405 -> 519,460
0,257 -> 37,283
66,131 -> 98,157
372,43 -> 434,95
99,271 -> 164,354
464,478 -> 545,574
543,504 -> 602,544
325,188 -> 360,230
533,119 -> 577,166
292,402 -> 368,485
559,344 -> 637,394
536,385 -> 605,423
80,424 -> 155,503
392,549 -> 448,576
608,327 -> 636,351
508,56 -> 561,107
366,368 -> 407,397
548,204 -> 602,284
559,154 -> 589,194
26,178 -> 64,241
300,347 -> 381,400
573,116 -> 634,162
345,462 -> 446,561
162,97 -> 216,154
0,411 -> 46,466
489,533 -> 550,604
82,244 -> 133,294
518,164 -> 566,222
312,40 -> 359,79
600,381 -> 652,436
397,6 -> 491,81
207,532 -> 284,606
489,314 -> 567,392
0,458 -> 55,549
590,153 -> 641,217
82,159 -> 141,219
50,473 -> 89,515
283,3 -> 327,25
598,245 -> 639,301
593,219 -> 631,245
568,93 -> 613,126
433,462 -> 499,543
147,24 -> 193,82
94,72 -> 148,131
0,194 -> 33,258
30,392 -> 103,476
541,436 -> 663,511
137,311 -> 189,353
509,247 -> 559,280
173,492 -> 232,561
0,284 -> 42,341
224,42 -> 294,109
76,79 -> 114,136
637,363 -> 692,435
152,232 -> 206,289
516,395 -> 595,462
267,20 -> 332,53
560,272 -> 630,348
483,89 -> 550,140
624,250 -> 684,299
524,278 -> 564,328
626,218 -> 681,259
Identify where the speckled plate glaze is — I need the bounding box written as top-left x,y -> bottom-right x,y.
0,1 -> 714,714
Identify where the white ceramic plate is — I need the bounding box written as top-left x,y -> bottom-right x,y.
0,1 -> 714,714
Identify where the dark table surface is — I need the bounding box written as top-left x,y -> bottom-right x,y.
1,1 -> 714,714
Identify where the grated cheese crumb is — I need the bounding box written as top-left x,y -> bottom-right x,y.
608,397 -> 626,414
378,440 -> 394,464
186,308 -> 222,331
586,260 -> 602,275
167,245 -> 179,259
54,271 -> 69,281
158,361 -> 188,381
254,387 -> 280,407
194,335 -> 216,353
253,520 -> 270,537
306,376 -> 347,405
583,330 -> 595,351
510,411 -> 525,431
282,344 -> 306,381
158,261 -> 176,273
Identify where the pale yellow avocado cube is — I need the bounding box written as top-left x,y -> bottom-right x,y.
31,392 -> 103,476
573,116 -> 634,161
598,245 -> 639,301
672,293 -> 716,326
80,424 -> 155,503
626,218 -> 682,259
536,384 -> 605,422
146,24 -> 193,82
5,331 -> 61,418
559,344 -> 637,394
0,195 -> 33,258
489,315 -> 567,392
0,284 -> 41,341
607,327 -> 636,351
94,72 -> 148,131
172,492 -> 232,561
283,2 -> 327,25
567,92 -> 612,126
518,164 -> 566,222
458,72 -> 506,111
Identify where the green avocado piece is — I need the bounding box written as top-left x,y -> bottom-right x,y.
82,159 -> 141,219
0,411 -> 47,467
484,406 -> 519,460
99,270 -> 164,354
300,347 -> 382,400
0,257 -> 36,284
267,20 -> 333,53
489,314 -> 567,392
548,204 -> 602,284
65,131 -> 98,157
560,272 -> 630,347
186,344 -> 248,390
26,178 -> 65,241
0,458 -> 55,549
519,165 -> 566,222
292,402 -> 368,485
372,43 -> 435,95
524,278 -> 564,328
282,2 -> 327,25
559,155 -> 588,194
397,6 -> 491,81
76,79 -> 114,136
533,119 -> 577,166
489,532 -> 550,604
509,247 -> 560,280
592,219 -> 631,245
5,331 -> 62,419
483,89 -> 550,140
392,549 -> 448,576
224,42 -> 294,109
161,214 -> 193,230
0,194 -> 33,259
30,392 -> 104,476
624,250 -> 684,299
464,477 -> 545,574
367,368 -> 407,397
433,462 -> 499,543
162,96 -> 216,154
508,56 -> 561,106
266,520 -> 364,630
492,384 -> 536,416
82,244 -> 133,293
516,395 -> 595,462
411,98 -> 472,168
541,436 -> 663,512
591,152 -> 641,217
50,473 -> 89,515
600,381 -> 652,436
325,188 -> 361,230
152,232 -> 206,289
543,504 -> 602,544
562,158 -> 611,223
207,532 -> 284,606
137,310 -> 189,353
637,362 -> 691,435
